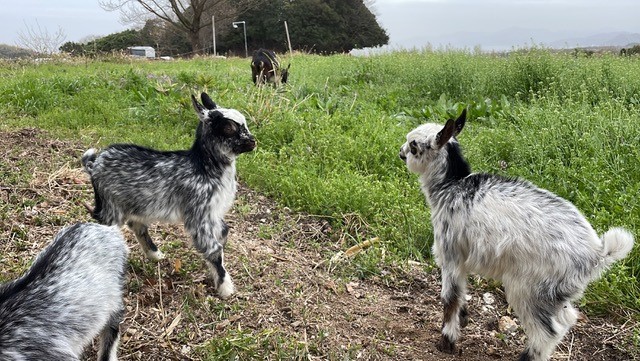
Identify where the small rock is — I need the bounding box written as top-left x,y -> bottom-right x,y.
481,304 -> 495,314
482,292 -> 495,305
498,316 -> 518,334
346,281 -> 363,298
465,294 -> 472,302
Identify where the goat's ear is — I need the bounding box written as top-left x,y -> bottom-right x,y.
454,108 -> 467,136
191,94 -> 205,116
436,119 -> 456,148
201,92 -> 217,110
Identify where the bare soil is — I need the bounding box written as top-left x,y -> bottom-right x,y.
0,128 -> 637,360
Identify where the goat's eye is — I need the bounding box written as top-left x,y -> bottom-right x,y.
223,124 -> 238,135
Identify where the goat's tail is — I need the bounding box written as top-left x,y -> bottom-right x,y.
599,227 -> 634,269
81,148 -> 97,175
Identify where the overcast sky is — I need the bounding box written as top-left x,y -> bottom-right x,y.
375,0 -> 640,50
1,0 -> 640,50
0,1 -> 124,45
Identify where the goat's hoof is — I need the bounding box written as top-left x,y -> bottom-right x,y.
517,349 -> 534,361
146,250 -> 165,262
436,335 -> 459,355
216,274 -> 235,300
459,309 -> 469,328
459,317 -> 469,328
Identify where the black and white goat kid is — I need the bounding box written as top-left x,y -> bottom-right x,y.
399,110 -> 634,361
0,223 -> 128,361
251,48 -> 290,86
82,92 -> 256,299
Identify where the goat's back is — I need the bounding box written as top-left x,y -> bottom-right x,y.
90,144 -> 196,183
87,144 -> 236,225
432,174 -> 602,282
251,49 -> 279,68
0,223 -> 128,359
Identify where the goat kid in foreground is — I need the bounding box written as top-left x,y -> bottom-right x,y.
0,223 -> 128,361
82,92 -> 256,299
399,110 -> 634,361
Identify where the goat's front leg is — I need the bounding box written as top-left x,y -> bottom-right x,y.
127,221 -> 164,261
97,306 -> 124,361
191,220 -> 234,299
437,267 -> 467,355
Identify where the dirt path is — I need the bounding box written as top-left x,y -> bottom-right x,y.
0,128 -> 637,360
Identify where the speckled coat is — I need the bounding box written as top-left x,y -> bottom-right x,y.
399,110 -> 634,361
82,92 -> 256,299
0,223 -> 128,361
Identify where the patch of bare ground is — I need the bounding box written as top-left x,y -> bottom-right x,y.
0,128 -> 637,360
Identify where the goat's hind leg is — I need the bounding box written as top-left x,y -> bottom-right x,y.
127,221 -> 164,261
97,307 -> 124,361
89,188 -> 107,223
513,295 -> 578,361
191,220 -> 234,299
437,269 -> 468,354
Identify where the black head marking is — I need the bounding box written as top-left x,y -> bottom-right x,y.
410,140 -> 419,155
201,92 -> 217,110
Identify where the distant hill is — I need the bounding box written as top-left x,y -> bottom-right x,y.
0,44 -> 35,59
550,31 -> 640,49
401,28 -> 640,52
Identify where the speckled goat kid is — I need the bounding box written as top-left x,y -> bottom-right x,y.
0,223 -> 128,361
399,110 -> 634,361
82,92 -> 256,299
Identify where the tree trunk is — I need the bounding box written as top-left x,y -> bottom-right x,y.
189,30 -> 203,55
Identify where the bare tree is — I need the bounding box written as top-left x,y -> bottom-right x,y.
17,20 -> 67,55
99,0 -> 264,54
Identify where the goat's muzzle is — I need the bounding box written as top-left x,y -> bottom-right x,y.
247,138 -> 257,150
399,152 -> 407,162
237,137 -> 257,154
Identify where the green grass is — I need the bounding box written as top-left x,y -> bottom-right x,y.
0,50 -> 638,320
196,327 -> 310,360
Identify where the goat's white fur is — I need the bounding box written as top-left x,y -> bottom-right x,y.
399,110 -> 635,360
0,223 -> 128,360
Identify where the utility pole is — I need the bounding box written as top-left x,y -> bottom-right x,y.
212,15 -> 216,56
284,21 -> 292,54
